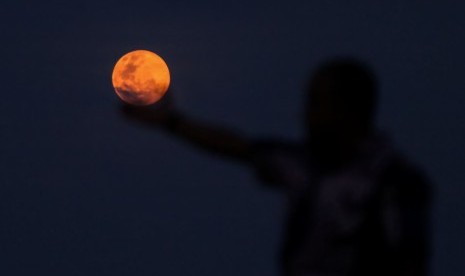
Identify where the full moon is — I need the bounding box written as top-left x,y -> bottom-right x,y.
112,50 -> 170,106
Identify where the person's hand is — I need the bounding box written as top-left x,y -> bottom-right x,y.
119,93 -> 181,129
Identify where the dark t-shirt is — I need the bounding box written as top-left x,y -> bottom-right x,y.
252,135 -> 431,276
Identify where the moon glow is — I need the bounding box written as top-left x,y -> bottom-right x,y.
112,50 -> 170,106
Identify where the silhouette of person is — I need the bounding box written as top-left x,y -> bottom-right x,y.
121,58 -> 431,276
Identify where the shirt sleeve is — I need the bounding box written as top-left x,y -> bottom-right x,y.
381,161 -> 432,275
251,140 -> 310,191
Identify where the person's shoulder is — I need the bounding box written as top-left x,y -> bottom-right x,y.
251,139 -> 309,189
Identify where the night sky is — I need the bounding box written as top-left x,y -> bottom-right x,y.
2,1 -> 465,275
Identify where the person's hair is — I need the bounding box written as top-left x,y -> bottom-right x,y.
309,58 -> 378,128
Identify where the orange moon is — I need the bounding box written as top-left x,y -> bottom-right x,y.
112,50 -> 170,106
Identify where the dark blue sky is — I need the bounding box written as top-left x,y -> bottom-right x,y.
2,1 -> 464,275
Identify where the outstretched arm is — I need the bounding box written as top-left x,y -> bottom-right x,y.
120,97 -> 252,163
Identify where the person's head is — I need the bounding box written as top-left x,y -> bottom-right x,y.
305,58 -> 378,162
